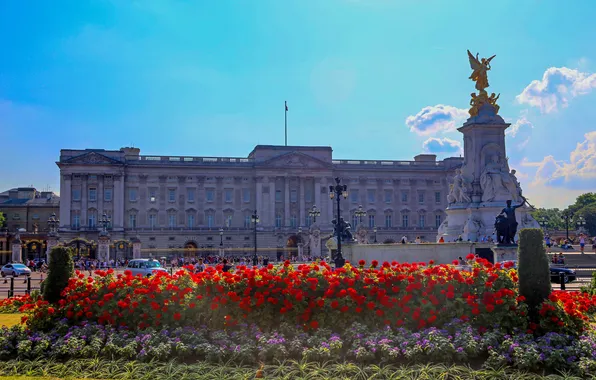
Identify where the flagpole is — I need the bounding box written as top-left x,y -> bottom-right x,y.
284,101 -> 288,146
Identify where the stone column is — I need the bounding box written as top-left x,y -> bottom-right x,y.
327,178 -> 334,223
98,175 -> 104,217
59,174 -> 72,229
113,175 -> 125,231
314,179 -> 322,223
299,178 -> 305,226
97,234 -> 110,262
284,179 -> 290,227
270,179 -> 276,227
132,237 -> 142,259
46,234 -> 59,264
81,174 -> 88,228
11,239 -> 22,263
256,178 -> 263,217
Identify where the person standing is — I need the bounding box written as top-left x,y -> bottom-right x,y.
579,234 -> 586,254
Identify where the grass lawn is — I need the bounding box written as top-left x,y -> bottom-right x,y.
0,314 -> 22,328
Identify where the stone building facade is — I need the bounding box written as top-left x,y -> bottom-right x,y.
56,145 -> 462,258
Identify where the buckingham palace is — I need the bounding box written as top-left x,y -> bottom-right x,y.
56,145 -> 463,256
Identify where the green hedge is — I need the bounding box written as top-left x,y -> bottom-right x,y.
42,246 -> 74,304
518,228 -> 551,317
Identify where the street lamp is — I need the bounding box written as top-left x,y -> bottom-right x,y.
576,216 -> 586,233
219,227 -> 224,247
355,205 -> 366,225
373,227 -> 378,243
308,205 -> 321,224
99,213 -> 110,234
562,211 -> 573,241
251,210 -> 259,266
47,213 -> 59,234
329,177 -> 348,268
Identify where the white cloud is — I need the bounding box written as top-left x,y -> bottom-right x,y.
506,114 -> 534,137
516,67 -> 596,113
422,137 -> 463,156
405,105 -> 468,136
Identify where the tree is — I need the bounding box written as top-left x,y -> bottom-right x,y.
0,212 -> 5,230
575,203 -> 596,237
530,208 -> 564,231
518,228 -> 551,319
42,246 -> 74,304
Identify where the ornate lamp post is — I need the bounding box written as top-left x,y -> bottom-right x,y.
562,211 -> 573,241
46,213 -> 60,263
98,213 -> 111,262
576,216 -> 586,234
308,205 -> 321,224
219,227 -> 224,257
251,210 -> 259,266
297,226 -> 303,261
47,213 -> 59,235
373,227 -> 378,243
355,205 -> 366,226
329,177 -> 348,268
99,212 -> 111,234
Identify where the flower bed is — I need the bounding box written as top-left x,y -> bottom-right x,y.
0,295 -> 33,314
18,258 -> 596,335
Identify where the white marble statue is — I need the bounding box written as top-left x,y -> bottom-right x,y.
355,225 -> 369,244
448,169 -> 471,204
437,220 -> 448,240
463,217 -> 482,241
480,155 -> 508,202
308,225 -> 322,258
504,169 -> 522,202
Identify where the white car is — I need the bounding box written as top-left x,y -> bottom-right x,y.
126,259 -> 168,277
1,263 -> 32,277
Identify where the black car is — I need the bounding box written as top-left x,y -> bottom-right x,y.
498,260 -> 576,284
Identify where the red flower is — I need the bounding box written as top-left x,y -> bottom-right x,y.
358,260 -> 366,266
173,312 -> 181,321
310,320 -> 319,329
371,260 -> 379,268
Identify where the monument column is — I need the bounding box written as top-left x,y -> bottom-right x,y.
59,174 -> 72,229
284,179 -> 290,227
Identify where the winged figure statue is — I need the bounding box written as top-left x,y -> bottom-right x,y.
467,50 -> 495,92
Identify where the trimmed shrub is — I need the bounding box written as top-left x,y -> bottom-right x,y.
518,228 -> 551,317
42,246 -> 74,303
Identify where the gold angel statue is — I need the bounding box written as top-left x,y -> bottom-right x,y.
467,50 -> 495,92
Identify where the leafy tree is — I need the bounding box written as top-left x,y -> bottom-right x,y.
575,203 -> 596,236
567,192 -> 596,215
0,212 -> 5,230
530,208 -> 563,230
518,228 -> 551,319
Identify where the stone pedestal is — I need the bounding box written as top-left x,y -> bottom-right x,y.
97,235 -> 110,262
491,245 -> 518,263
11,242 -> 22,263
309,225 -> 322,258
297,242 -> 304,260
46,235 -> 59,264
132,239 -> 142,259
218,247 -> 224,257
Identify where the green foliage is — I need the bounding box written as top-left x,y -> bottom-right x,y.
518,228 -> 551,318
581,272 -> 596,296
0,212 -> 5,230
567,192 -> 596,215
530,208 -> 564,231
574,203 -> 596,237
42,246 -> 74,304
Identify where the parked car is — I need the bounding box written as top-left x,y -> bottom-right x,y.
498,260 -> 576,284
126,259 -> 168,277
0,263 -> 32,277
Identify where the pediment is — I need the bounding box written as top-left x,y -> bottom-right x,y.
257,151 -> 331,169
64,152 -> 123,165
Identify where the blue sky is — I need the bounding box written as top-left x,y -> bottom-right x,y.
1,0 -> 595,208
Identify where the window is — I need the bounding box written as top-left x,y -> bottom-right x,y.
72,189 -> 81,201
305,188 -> 312,202
224,189 -> 233,203
401,191 -> 408,202
32,213 -> 39,220
168,214 -> 176,228
352,214 -> 359,228
384,190 -> 392,204
188,214 -> 195,228
12,213 -> 20,220
385,214 -> 392,228
418,192 -> 425,204
402,214 -> 409,227
275,214 -> 283,228
149,214 -> 157,229
350,190 -> 359,203
275,190 -> 282,202
168,189 -> 176,202
225,214 -> 233,227
419,214 -> 425,227
104,189 -> 112,202
435,191 -> 441,204
89,213 -> 97,228
206,189 -> 215,202
207,214 -> 214,228
242,188 -> 250,203
129,189 -> 137,202
187,189 -> 195,202
290,215 -> 297,227
72,215 -> 80,229
290,190 -> 297,203
435,214 -> 442,228
368,215 -> 375,228
244,215 -> 251,228
129,214 -> 137,229
89,188 -> 97,201
367,190 -> 376,203
305,215 -> 312,227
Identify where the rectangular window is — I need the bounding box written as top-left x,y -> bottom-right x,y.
89,188 -> 97,201
89,213 -> 97,228
435,191 -> 441,204
188,214 -> 195,228
275,190 -> 282,202
305,188 -> 312,202
367,189 -> 376,203
206,189 -> 215,202
207,215 -> 214,228
12,213 -> 20,220
168,214 -> 176,228
401,191 -> 408,202
225,215 -> 233,227
129,189 -> 137,202
187,189 -> 195,202
168,189 -> 176,202
224,189 -> 233,203
418,192 -> 425,204
368,215 -> 375,228
290,190 -> 297,203
419,214 -> 425,227
149,189 -> 157,202
72,189 -> 81,201
72,215 -> 80,229
129,214 -> 137,229
435,214 -> 441,228
275,214 -> 282,228
244,215 -> 251,228
402,214 -> 408,227
350,189 -> 359,203
149,214 -> 157,229
242,188 -> 250,203
290,215 -> 297,227
385,214 -> 392,228
352,214 -> 359,228
384,190 -> 392,204
305,215 -> 312,227
104,189 -> 112,202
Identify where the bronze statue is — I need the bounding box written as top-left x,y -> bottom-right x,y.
467,50 -> 500,116
494,196 -> 527,245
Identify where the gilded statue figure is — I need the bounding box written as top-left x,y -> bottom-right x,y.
488,92 -> 500,113
467,50 -> 495,92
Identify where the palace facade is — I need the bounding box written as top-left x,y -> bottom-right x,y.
56,145 -> 463,257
